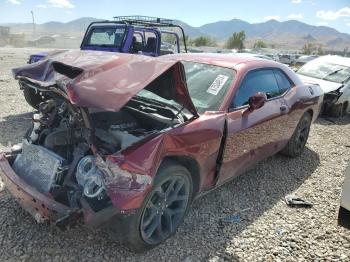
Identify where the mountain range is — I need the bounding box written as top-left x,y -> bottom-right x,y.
2,17 -> 350,51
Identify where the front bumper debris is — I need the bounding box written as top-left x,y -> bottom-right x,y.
0,153 -> 73,223
0,154 -> 120,228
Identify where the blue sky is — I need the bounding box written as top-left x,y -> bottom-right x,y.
1,0 -> 350,33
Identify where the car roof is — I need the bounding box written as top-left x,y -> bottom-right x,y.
161,53 -> 280,69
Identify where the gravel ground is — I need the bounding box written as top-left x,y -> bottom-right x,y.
0,47 -> 349,262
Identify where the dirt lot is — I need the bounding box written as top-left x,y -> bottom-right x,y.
0,47 -> 349,262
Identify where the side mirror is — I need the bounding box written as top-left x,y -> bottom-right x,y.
248,92 -> 267,112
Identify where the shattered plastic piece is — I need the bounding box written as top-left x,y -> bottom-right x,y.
276,228 -> 286,236
11,143 -> 22,152
285,194 -> 313,208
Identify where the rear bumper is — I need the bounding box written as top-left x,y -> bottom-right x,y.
0,153 -> 120,228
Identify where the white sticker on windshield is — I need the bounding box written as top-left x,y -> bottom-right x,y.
206,74 -> 229,95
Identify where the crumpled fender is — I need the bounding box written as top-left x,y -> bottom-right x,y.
102,112 -> 227,212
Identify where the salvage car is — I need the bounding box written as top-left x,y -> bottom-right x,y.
0,51 -> 323,251
278,54 -> 298,65
234,52 -> 274,61
339,163 -> 350,229
297,55 -> 350,117
294,55 -> 318,67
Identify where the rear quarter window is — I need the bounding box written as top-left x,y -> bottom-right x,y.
273,69 -> 292,94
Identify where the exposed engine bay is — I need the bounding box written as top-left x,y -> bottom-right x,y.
10,90 -> 181,213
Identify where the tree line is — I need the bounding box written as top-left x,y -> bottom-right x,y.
186,31 -> 270,50
186,30 -> 248,49
182,30 -> 324,55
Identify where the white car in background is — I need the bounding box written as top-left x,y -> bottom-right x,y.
295,55 -> 319,66
278,54 -> 297,65
339,164 -> 350,228
297,55 -> 350,117
234,52 -> 274,61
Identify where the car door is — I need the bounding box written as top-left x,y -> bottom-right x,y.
217,68 -> 291,185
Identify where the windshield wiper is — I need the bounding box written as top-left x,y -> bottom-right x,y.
134,95 -> 170,108
134,96 -> 186,121
342,76 -> 350,84
322,69 -> 343,80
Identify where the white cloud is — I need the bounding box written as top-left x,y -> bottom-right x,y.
347,22 -> 350,27
47,0 -> 74,8
65,10 -> 73,14
6,0 -> 20,5
36,4 -> 47,8
291,0 -> 301,4
263,16 -> 281,21
316,6 -> 350,21
287,13 -> 303,19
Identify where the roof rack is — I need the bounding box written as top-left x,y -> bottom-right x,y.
113,16 -> 175,26
113,15 -> 187,51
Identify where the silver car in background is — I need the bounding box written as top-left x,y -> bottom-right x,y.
278,54 -> 297,65
297,55 -> 350,117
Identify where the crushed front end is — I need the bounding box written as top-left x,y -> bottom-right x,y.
0,152 -> 74,225
0,91 -> 162,228
322,88 -> 344,116
0,101 -> 116,228
3,51 -> 197,230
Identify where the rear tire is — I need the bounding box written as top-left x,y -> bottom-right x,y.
330,103 -> 343,117
342,102 -> 348,116
280,112 -> 311,158
23,86 -> 44,109
338,206 -> 350,229
107,162 -> 193,252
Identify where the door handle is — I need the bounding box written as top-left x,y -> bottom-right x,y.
280,105 -> 288,112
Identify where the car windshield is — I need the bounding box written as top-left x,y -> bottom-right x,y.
135,62 -> 235,115
86,26 -> 126,47
182,61 -> 235,113
298,60 -> 350,83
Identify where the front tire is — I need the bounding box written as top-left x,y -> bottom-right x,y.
108,162 -> 193,252
280,112 -> 311,157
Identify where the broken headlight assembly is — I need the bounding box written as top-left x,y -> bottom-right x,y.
100,158 -> 152,192
324,86 -> 343,104
76,155 -> 106,199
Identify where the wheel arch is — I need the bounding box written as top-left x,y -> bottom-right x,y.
158,155 -> 201,198
305,108 -> 314,120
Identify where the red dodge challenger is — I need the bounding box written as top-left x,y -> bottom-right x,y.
0,51 -> 323,251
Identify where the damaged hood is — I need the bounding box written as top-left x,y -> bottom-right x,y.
12,50 -> 197,115
297,74 -> 343,93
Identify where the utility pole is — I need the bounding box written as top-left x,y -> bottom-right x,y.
31,10 -> 35,39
